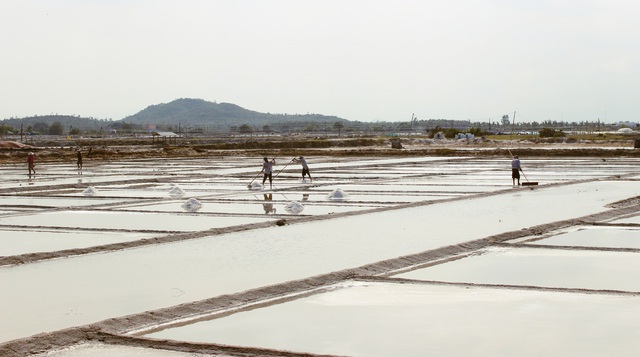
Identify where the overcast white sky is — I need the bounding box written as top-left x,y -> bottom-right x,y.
1,0 -> 639,123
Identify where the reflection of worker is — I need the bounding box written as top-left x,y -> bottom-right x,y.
76,150 -> 83,170
27,152 -> 36,176
292,156 -> 312,181
262,194 -> 276,214
511,155 -> 522,186
261,157 -> 276,190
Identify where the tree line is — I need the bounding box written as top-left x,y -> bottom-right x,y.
1,115 -> 635,137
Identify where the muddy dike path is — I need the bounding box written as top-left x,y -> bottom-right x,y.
1,135 -> 640,165
1,140 -> 640,356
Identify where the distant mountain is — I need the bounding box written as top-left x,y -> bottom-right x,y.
0,115 -> 113,133
121,98 -> 349,129
0,98 -> 352,134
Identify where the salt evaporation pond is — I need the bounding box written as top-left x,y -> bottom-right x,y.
63,188 -> 216,199
309,183 -> 500,193
0,196 -> 127,208
146,282 -> 640,357
0,210 -> 273,232
396,247 -> 640,292
0,229 -> 156,256
525,226 -> 640,249
225,191 -> 449,203
1,178 -> 636,342
112,200 -> 380,215
2,155 -> 640,355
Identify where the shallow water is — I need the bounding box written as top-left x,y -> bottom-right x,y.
0,229 -> 156,256
527,226 -> 640,249
0,210 -> 273,232
112,200 -> 381,215
0,196 -> 127,208
146,282 -> 640,357
1,179 -> 637,342
2,156 -> 640,353
396,247 -> 640,292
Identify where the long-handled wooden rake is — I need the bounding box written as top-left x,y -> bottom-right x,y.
273,158 -> 295,180
521,170 -> 538,186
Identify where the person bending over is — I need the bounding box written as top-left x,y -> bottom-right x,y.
293,156 -> 312,182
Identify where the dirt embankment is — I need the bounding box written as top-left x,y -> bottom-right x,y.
1,137 -> 639,165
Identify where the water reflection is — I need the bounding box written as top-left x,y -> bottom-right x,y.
262,194 -> 276,214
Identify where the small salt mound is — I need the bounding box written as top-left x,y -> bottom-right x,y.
181,198 -> 202,212
248,182 -> 263,190
284,201 -> 304,214
169,186 -> 186,198
82,186 -> 98,196
327,188 -> 349,201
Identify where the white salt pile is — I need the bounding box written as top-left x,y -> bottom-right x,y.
284,201 -> 304,214
248,182 -> 263,190
169,186 -> 186,198
181,198 -> 202,212
82,186 -> 98,196
327,188 -> 349,201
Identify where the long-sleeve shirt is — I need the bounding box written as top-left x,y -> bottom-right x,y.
263,161 -> 274,174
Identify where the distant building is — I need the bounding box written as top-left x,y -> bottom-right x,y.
152,131 -> 180,145
455,133 -> 475,139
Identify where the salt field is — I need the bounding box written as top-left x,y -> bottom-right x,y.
146,282 -> 640,357
1,155 -> 639,356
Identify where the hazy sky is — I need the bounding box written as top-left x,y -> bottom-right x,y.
2,0 -> 638,123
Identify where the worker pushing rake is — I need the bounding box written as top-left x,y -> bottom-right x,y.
508,149 -> 538,186
247,157 -> 295,190
247,156 -> 310,190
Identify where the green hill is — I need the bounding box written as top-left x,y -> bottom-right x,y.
122,98 -> 348,129
1,98 -> 351,134
0,115 -> 113,134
